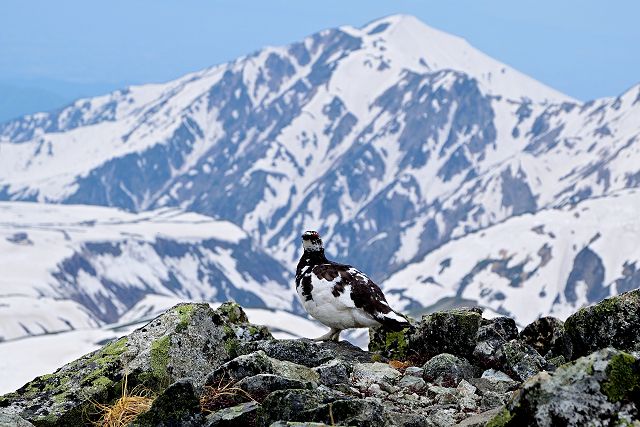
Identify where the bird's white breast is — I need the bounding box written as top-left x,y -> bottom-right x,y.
297,271 -> 379,329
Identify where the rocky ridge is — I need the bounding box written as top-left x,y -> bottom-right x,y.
1,290 -> 639,426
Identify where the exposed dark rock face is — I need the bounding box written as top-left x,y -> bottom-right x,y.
1,293 -> 639,426
519,316 -> 572,361
564,289 -> 640,359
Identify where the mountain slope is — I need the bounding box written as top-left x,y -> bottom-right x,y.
0,202 -> 293,341
382,189 -> 640,326
0,16 -> 576,276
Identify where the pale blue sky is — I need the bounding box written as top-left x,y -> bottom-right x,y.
0,0 -> 638,105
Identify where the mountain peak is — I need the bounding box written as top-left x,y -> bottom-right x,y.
352,14 -> 573,104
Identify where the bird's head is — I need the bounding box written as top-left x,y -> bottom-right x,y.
301,230 -> 323,252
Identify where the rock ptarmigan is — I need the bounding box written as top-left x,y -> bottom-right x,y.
295,230 -> 410,341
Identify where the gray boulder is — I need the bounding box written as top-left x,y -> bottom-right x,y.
255,388 -> 343,426
565,289 -> 640,359
495,340 -> 552,382
473,317 -> 519,369
0,302 -> 270,425
486,348 -> 640,426
519,316 -> 572,361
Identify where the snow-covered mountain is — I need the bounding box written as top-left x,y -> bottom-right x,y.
382,189 -> 640,326
0,202 -> 293,342
0,13 -> 639,345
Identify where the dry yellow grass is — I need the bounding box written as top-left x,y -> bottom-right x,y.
389,360 -> 411,371
92,375 -> 155,427
200,376 -> 256,413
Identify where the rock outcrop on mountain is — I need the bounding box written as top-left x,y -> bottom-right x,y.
2,289 -> 638,426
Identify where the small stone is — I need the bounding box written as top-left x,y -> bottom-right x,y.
495,340 -> 551,381
255,388 -> 340,427
234,374 -> 314,402
403,366 -> 424,377
456,379 -> 477,395
423,353 -> 481,387
428,385 -> 458,404
454,408 -> 503,427
480,369 -> 514,382
367,383 -> 387,398
301,398 -> 386,427
204,401 -> 259,427
351,362 -> 401,389
458,395 -> 478,411
428,408 -> 457,427
479,391 -> 507,410
397,375 -> 427,392
206,350 -> 319,386
313,359 -> 352,386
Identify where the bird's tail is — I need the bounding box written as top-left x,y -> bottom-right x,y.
375,309 -> 411,332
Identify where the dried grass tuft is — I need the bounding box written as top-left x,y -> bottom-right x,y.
200,376 -> 256,413
92,375 -> 155,427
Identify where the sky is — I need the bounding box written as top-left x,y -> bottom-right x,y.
0,0 -> 638,107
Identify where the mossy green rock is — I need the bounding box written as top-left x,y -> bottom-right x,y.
0,302 -> 271,426
487,348 -> 640,426
565,289 -> 640,359
368,327 -> 411,360
409,307 -> 483,363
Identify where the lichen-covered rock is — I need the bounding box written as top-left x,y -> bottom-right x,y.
204,401 -> 260,427
313,359 -> 353,386
487,348 -> 640,426
565,289 -> 640,359
519,316 -> 572,361
397,375 -> 427,393
351,363 -> 401,390
0,413 -> 35,426
495,340 -> 552,382
410,308 -> 483,362
0,302 -> 269,425
269,422 -> 333,427
240,338 -> 379,368
422,354 -> 481,387
235,374 -> 315,402
255,388 -> 343,427
301,398 -> 386,427
131,378 -> 200,427
206,350 -> 320,386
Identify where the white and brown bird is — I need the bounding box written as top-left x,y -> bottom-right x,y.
295,230 -> 410,341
